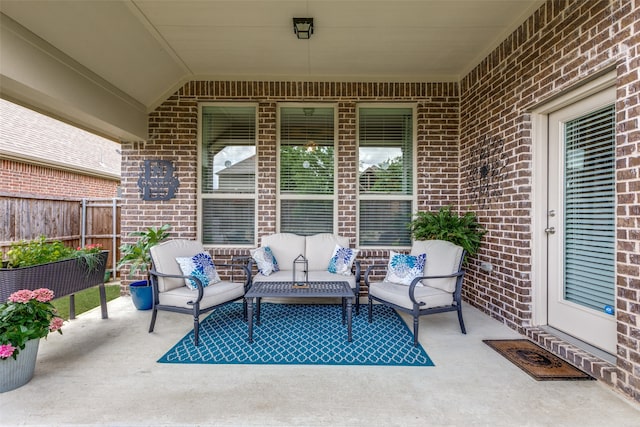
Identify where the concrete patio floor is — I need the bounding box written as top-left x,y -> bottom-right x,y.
1,296 -> 638,426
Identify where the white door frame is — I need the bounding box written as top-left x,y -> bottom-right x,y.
530,71 -> 616,328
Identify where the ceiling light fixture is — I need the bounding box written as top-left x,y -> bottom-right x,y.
293,18 -> 314,39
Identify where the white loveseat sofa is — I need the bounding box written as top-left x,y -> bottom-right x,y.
249,233 -> 361,313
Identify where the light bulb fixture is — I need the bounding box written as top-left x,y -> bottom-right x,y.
293,18 -> 314,39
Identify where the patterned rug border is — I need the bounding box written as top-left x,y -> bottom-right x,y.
484,339 -> 594,381
158,303 -> 434,367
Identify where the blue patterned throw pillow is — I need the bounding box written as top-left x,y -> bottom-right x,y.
328,245 -> 359,275
175,252 -> 221,289
250,246 -> 280,276
384,251 -> 427,286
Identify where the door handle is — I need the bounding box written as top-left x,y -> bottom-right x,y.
545,227 -> 556,234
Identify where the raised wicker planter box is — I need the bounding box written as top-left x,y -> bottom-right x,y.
0,251 -> 109,319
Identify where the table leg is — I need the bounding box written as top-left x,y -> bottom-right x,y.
246,297 -> 254,343
256,297 -> 262,326
347,298 -> 353,342
342,297 -> 346,325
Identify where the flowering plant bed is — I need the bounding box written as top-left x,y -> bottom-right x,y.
1,239 -> 109,319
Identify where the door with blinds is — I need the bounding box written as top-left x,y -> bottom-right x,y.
546,87 -> 616,354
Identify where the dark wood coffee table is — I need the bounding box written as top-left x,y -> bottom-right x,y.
244,281 -> 355,343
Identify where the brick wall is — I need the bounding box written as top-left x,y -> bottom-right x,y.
459,0 -> 639,403
0,159 -> 119,198
120,82 -> 460,285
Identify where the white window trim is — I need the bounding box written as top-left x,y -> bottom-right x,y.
198,102 -> 259,248
356,102 -> 418,249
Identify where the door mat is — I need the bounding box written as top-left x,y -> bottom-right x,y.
483,339 -> 594,381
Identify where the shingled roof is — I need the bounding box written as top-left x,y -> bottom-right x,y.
0,99 -> 121,180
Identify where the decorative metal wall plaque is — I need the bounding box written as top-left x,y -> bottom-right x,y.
470,135 -> 509,209
137,160 -> 180,201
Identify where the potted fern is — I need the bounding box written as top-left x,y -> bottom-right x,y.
117,224 -> 170,310
409,206 -> 485,262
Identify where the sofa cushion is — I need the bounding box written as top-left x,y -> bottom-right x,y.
262,233 -> 306,271
411,240 -> 463,292
250,246 -> 280,276
309,270 -> 357,289
252,269 -> 356,290
306,233 -> 350,271
384,251 -> 426,286
175,252 -> 221,289
327,244 -> 359,275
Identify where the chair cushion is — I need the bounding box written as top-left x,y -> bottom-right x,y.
306,234 -> 350,271
384,251 -> 426,286
158,281 -> 245,310
327,244 -> 359,275
250,246 -> 280,276
369,280 -> 453,310
411,240 -> 464,292
175,252 -> 221,289
262,233 -> 306,271
150,240 -> 206,292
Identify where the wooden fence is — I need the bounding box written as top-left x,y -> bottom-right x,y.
0,195 -> 121,278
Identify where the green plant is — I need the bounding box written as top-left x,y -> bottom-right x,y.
72,243 -> 106,273
4,237 -> 106,273
409,206 -> 486,260
0,288 -> 63,360
117,224 -> 171,279
5,236 -> 74,268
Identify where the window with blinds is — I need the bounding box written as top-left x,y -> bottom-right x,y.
279,106 -> 335,235
200,105 -> 256,245
563,104 -> 615,311
358,107 -> 414,247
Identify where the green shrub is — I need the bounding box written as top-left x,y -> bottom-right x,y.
5,236 -> 75,268
409,206 -> 486,260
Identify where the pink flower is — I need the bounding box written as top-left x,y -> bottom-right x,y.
8,289 -> 35,303
49,317 -> 64,332
33,288 -> 55,303
0,344 -> 16,359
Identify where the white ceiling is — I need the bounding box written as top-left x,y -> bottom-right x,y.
0,0 -> 543,112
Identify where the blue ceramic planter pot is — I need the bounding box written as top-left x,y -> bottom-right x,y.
129,280 -> 153,310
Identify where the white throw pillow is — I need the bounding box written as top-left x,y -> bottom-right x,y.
250,246 -> 280,276
384,251 -> 426,286
175,252 -> 221,289
327,244 -> 359,275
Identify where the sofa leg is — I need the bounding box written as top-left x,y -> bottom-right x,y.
413,315 -> 420,347
368,297 -> 373,323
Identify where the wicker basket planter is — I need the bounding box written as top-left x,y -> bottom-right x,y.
0,251 -> 109,319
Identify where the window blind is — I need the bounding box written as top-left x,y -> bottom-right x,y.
563,104 -> 615,312
201,106 -> 256,194
201,105 -> 256,245
279,106 -> 335,235
358,107 -> 414,247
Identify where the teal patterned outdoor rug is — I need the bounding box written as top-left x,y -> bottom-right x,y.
158,303 -> 434,366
